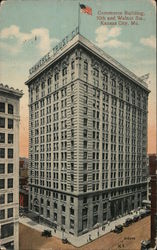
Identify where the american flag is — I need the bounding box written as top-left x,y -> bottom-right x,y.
80,4 -> 92,15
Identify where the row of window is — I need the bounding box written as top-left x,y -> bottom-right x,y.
0,133 -> 14,143
0,193 -> 13,203
0,103 -> 14,114
0,163 -> 13,174
0,208 -> 13,220
0,178 -> 13,189
0,148 -> 14,158
0,117 -> 14,129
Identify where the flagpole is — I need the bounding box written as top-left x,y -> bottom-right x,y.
78,2 -> 80,34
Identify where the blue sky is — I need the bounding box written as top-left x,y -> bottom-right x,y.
0,0 -> 156,155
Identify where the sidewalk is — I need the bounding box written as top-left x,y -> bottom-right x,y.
19,209 -> 145,248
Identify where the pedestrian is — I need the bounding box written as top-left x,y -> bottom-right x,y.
89,234 -> 92,241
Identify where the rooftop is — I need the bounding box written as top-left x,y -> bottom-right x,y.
25,28 -> 150,92
0,83 -> 23,98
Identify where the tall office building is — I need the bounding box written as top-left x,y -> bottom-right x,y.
26,30 -> 150,236
0,84 -> 23,250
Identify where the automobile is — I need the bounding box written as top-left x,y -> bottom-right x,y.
113,224 -> 123,233
62,238 -> 68,244
133,215 -> 140,222
141,240 -> 151,249
139,211 -> 147,219
145,209 -> 151,216
123,218 -> 133,227
41,230 -> 52,237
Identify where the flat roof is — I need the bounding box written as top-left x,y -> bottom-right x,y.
25,32 -> 150,93
0,83 -> 23,98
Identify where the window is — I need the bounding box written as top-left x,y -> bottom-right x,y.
0,103 -> 5,113
62,67 -> 67,76
8,164 -> 13,173
0,194 -> 5,204
71,61 -> 75,70
84,61 -> 88,70
70,219 -> 74,229
0,117 -> 5,128
8,104 -> 13,114
8,134 -> 13,144
0,164 -> 5,174
8,208 -> 13,218
0,179 -> 5,189
8,119 -> 13,129
8,193 -> 13,203
61,216 -> 65,225
93,68 -> 99,77
8,149 -> 13,159
0,133 -> 5,143
0,148 -> 5,158
1,223 -> 14,239
0,209 -> 5,220
8,178 -> 13,188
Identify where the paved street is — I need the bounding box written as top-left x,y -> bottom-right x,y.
19,216 -> 150,250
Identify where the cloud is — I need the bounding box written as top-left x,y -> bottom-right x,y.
140,35 -> 156,49
95,26 -> 130,49
0,25 -> 59,55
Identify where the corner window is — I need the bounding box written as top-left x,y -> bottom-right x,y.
8,164 -> 13,173
8,104 -> 13,114
8,119 -> 13,129
8,208 -> 13,218
8,178 -> 13,188
7,193 -> 13,203
8,149 -> 13,159
8,134 -> 13,144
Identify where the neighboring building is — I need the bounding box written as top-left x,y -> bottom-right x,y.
25,29 -> 150,236
149,154 -> 157,248
19,157 -> 28,209
0,84 -> 23,250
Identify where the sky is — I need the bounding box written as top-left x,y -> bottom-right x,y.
0,0 -> 156,157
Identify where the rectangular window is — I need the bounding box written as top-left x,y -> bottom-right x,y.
0,179 -> 5,189
0,117 -> 5,128
8,104 -> 13,114
1,223 -> 14,239
8,164 -> 13,173
8,134 -> 13,144
8,149 -> 13,159
0,103 -> 5,113
8,208 -> 13,218
8,178 -> 13,188
0,164 -> 5,174
0,148 -> 5,158
0,133 -> 5,143
8,193 -> 13,203
8,119 -> 13,129
0,194 -> 5,204
0,209 -> 5,220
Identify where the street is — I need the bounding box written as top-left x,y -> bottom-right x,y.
19,216 -> 150,250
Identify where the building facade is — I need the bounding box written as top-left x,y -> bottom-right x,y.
0,84 -> 23,250
149,154 -> 157,248
19,157 -> 28,210
26,32 -> 150,236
